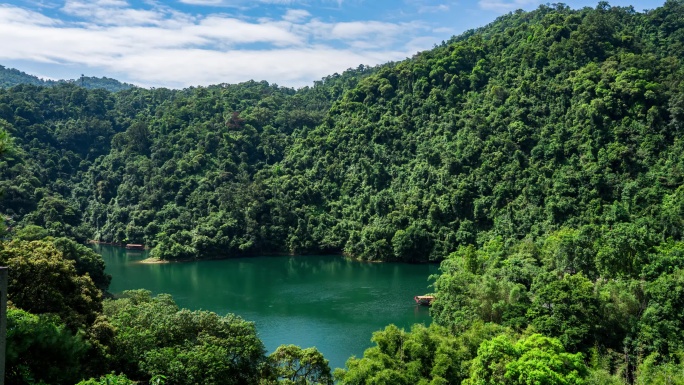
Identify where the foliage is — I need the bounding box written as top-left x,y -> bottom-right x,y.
269,345 -> 333,385
335,322 -> 507,385
52,236 -> 111,291
527,273 -> 601,352
13,224 -> 49,241
0,64 -> 134,92
635,354 -> 684,385
1,2 -> 683,264
429,232 -> 684,381
0,239 -> 102,330
103,289 -> 267,384
638,269 -> 684,357
76,373 -> 135,385
0,125 -> 12,158
6,308 -> 90,385
430,239 -> 536,331
465,333 -> 587,385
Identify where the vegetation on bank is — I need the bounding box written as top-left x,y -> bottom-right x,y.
1,1 -> 684,384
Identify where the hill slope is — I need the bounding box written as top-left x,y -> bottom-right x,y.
279,1 -> 684,261
0,2 -> 683,263
0,65 -> 135,92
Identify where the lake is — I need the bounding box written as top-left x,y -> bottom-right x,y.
95,244 -> 438,370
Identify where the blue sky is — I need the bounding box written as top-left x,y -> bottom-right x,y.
0,0 -> 664,88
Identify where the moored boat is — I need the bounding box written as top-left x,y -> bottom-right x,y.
125,244 -> 145,250
414,295 -> 435,306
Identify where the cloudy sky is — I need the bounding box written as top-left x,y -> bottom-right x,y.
0,0 -> 664,88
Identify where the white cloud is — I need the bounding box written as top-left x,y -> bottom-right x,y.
479,0 -> 540,12
405,36 -> 439,53
258,0 -> 298,4
179,0 -> 224,4
0,4 -> 60,26
433,27 -> 454,33
186,16 -> 304,46
282,9 -> 311,23
109,47 -> 408,88
418,4 -> 449,13
403,0 -> 455,15
0,3 -> 428,88
301,19 -> 423,49
178,0 -> 346,7
178,0 -> 301,5
61,0 -> 200,27
329,21 -> 405,40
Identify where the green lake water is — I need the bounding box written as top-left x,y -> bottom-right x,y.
95,245 -> 437,370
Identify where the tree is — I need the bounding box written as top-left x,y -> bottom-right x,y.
431,242 -> 532,331
635,353 -> 684,385
0,125 -> 12,157
76,373 -> 135,385
0,125 -> 13,236
392,222 -> 433,262
465,334 -> 588,385
595,224 -> 656,279
638,269 -> 684,357
270,345 -> 333,385
6,308 -> 89,385
104,290 -> 267,384
336,323 -> 507,385
541,227 -> 596,278
0,239 -> 102,330
52,236 -> 111,291
527,273 -> 600,352
13,224 -> 49,241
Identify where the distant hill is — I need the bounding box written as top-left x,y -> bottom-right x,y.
0,65 -> 135,92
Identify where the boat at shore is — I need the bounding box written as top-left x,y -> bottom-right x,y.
414,295 -> 435,306
125,244 -> 145,250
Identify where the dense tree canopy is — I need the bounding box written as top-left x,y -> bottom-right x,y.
102,290 -> 268,384
270,345 -> 334,385
2,2 -> 684,264
0,239 -> 103,330
6,308 -> 90,385
0,65 -> 134,91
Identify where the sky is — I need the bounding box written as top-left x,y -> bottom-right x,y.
0,0 -> 665,89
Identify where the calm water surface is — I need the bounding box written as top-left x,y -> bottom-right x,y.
95,245 -> 437,370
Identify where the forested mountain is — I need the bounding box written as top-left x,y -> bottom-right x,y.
283,1 -> 684,262
3,2 -> 684,263
2,1 -> 684,384
0,66 -> 376,256
0,65 -> 134,92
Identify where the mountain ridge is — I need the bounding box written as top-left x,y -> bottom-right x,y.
0,64 -> 135,92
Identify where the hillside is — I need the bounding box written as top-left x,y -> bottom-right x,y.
0,2 -> 683,264
0,65 -> 135,92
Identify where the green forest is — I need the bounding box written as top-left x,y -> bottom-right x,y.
0,65 -> 134,92
2,0 -> 684,383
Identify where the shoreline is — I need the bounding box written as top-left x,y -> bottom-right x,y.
91,242 -> 438,265
139,257 -> 169,264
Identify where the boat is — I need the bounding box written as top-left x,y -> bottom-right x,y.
125,244 -> 145,250
414,295 -> 435,306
